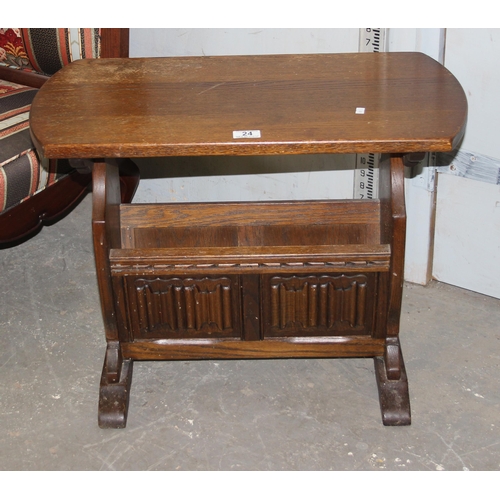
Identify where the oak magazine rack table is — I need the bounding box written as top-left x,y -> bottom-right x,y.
30,53 -> 467,428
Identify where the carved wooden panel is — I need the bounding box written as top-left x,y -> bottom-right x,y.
262,273 -> 376,337
124,276 -> 241,339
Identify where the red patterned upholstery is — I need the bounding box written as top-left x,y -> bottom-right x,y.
0,28 -> 101,74
0,28 -> 33,70
0,29 -> 100,218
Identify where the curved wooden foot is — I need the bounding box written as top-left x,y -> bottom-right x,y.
98,345 -> 133,429
374,347 -> 411,426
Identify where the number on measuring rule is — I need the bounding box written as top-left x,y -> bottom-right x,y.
354,153 -> 380,199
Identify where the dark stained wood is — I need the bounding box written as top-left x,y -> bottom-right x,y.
109,244 -> 391,275
92,160 -> 122,341
118,199 -> 383,250
100,28 -> 129,59
121,336 -> 386,360
120,199 -> 382,227
0,169 -> 90,246
0,65 -> 49,89
29,52 -> 467,428
98,342 -> 133,428
262,273 -> 377,337
378,154 -> 407,380
114,158 -> 140,203
30,52 -> 467,159
374,346 -> 411,426
241,275 -> 262,341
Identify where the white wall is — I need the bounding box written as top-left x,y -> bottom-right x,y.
130,28 -> 359,57
444,29 -> 500,158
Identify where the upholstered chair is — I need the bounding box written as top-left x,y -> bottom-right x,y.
0,28 -> 138,246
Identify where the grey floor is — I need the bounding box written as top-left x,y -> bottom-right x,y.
1,193 -> 500,471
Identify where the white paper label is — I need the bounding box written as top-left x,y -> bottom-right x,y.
233,130 -> 261,139
355,107 -> 365,114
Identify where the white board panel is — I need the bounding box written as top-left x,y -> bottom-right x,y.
433,174 -> 500,299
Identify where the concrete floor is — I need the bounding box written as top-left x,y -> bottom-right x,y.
1,193 -> 500,471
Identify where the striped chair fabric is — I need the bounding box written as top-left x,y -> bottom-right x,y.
0,29 -> 100,214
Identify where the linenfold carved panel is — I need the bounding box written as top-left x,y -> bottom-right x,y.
263,274 -> 376,336
125,276 -> 240,339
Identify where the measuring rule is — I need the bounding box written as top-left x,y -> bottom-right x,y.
353,28 -> 386,199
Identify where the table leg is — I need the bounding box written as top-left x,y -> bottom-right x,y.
92,160 -> 135,428
98,342 -> 133,428
374,344 -> 411,425
374,154 -> 411,425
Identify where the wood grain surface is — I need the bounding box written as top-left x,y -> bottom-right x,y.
30,52 -> 467,159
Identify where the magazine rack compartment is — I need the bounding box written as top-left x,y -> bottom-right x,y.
110,199 -> 390,342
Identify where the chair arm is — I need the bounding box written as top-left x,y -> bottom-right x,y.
0,65 -> 48,88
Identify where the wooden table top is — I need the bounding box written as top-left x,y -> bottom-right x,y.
30,52 -> 467,159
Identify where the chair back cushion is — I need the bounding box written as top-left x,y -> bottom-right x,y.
0,28 -> 100,75
0,79 -> 72,212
